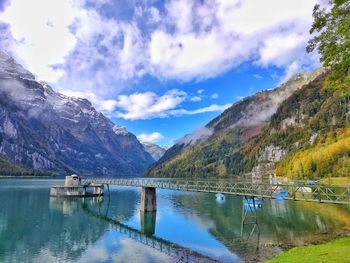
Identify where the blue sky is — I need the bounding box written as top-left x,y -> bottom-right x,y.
0,0 -> 322,146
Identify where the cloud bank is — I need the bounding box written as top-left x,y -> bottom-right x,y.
113,89 -> 230,120
0,0 -> 323,120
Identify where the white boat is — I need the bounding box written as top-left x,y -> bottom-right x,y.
297,186 -> 312,193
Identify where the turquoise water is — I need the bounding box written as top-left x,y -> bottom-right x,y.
0,179 -> 350,263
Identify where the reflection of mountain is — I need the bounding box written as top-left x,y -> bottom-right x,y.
171,193 -> 350,262
0,188 -> 105,262
0,185 -> 140,262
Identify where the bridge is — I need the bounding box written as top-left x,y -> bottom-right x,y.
84,178 -> 350,211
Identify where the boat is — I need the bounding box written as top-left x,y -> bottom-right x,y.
297,186 -> 312,193
215,193 -> 225,200
306,180 -> 319,185
50,175 -> 104,197
273,189 -> 288,199
215,193 -> 226,204
243,197 -> 263,209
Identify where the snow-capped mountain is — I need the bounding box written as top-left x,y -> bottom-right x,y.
0,50 -> 154,177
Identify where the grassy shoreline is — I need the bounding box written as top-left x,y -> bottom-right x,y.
265,237 -> 350,263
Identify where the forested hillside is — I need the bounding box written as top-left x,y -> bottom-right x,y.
146,72 -> 350,179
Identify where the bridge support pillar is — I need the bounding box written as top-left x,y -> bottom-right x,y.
140,187 -> 157,212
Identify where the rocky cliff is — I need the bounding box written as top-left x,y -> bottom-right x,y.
0,51 -> 154,177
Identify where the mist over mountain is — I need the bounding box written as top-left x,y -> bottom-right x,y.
0,50 -> 154,177
146,68 -> 348,178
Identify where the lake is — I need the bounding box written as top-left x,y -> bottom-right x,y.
0,179 -> 349,262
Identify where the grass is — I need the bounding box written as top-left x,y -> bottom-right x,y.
265,237 -> 350,263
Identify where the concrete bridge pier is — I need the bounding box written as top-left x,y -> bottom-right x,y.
140,187 -> 157,212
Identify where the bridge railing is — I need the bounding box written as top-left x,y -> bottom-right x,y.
84,178 -> 350,205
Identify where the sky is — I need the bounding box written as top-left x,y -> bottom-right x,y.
0,0 -> 324,146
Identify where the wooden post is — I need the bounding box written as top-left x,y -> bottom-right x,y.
140,187 -> 157,212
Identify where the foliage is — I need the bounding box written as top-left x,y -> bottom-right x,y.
0,154 -> 53,177
307,0 -> 350,91
145,129 -> 245,178
265,237 -> 350,263
147,72 -> 350,180
276,128 -> 350,178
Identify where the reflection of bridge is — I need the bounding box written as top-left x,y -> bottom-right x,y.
82,199 -> 217,263
85,178 -> 350,207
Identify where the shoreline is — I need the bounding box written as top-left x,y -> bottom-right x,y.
264,236 -> 350,263
0,176 -> 56,179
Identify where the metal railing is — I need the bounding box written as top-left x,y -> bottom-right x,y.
84,178 -> 350,205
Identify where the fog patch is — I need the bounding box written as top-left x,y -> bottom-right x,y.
176,127 -> 213,146
0,78 -> 47,119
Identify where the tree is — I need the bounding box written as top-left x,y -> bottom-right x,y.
306,0 -> 350,91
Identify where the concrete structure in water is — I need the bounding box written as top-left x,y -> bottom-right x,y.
140,187 -> 157,212
50,175 -> 104,197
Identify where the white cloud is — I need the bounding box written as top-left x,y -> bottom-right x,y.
113,89 -> 230,120
253,74 -> 262,79
211,93 -> 219,99
114,89 -> 187,120
197,89 -> 204,94
137,132 -> 164,143
0,0 -> 77,82
147,0 -> 319,81
0,0 -> 321,108
190,96 -> 202,102
170,104 -> 231,116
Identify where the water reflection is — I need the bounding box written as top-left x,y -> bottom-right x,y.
169,191 -> 350,262
140,211 -> 157,236
0,180 -> 349,263
82,198 -> 217,262
0,184 -> 108,262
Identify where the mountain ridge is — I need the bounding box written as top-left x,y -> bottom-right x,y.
145,69 -> 346,179
141,142 -> 167,161
0,50 -> 154,177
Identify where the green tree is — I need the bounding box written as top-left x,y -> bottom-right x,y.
306,0 -> 350,91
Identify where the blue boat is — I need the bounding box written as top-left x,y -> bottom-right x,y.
243,197 -> 263,209
274,189 -> 288,198
215,193 -> 225,200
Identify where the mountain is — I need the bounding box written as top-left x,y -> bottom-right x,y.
0,51 -> 154,177
145,69 -> 349,179
141,142 -> 167,161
